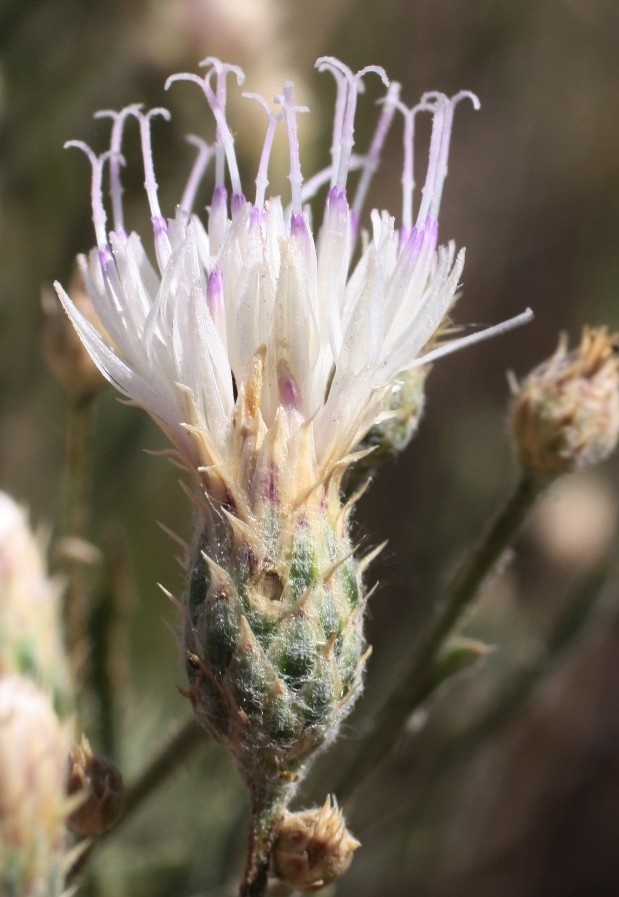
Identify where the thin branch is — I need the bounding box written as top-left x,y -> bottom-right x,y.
331,472 -> 542,800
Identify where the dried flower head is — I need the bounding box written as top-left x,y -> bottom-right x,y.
66,735 -> 125,837
0,675 -> 71,897
55,59 -> 531,793
0,492 -> 71,709
271,796 -> 360,891
511,327 -> 619,479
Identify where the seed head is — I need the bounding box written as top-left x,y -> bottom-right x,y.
511,327 -> 619,479
66,735 -> 125,837
271,796 -> 360,892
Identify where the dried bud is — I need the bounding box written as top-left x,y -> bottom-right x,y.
66,735 -> 125,836
42,265 -> 106,401
0,492 -> 71,710
0,675 -> 71,897
271,796 -> 360,892
511,327 -> 619,479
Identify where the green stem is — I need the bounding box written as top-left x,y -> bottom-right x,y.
333,472 -> 542,800
240,783 -> 289,897
61,395 -> 95,687
118,717 -> 206,831
67,718 -> 207,884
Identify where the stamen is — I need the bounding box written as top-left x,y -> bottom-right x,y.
94,104 -> 142,235
301,158 -> 363,205
127,107 -> 172,270
130,107 -> 171,227
242,92 -> 283,210
181,135 -> 214,214
352,81 -> 401,216
395,98 -> 435,239
315,57 -> 349,190
415,94 -> 449,230
429,90 -> 480,219
208,185 -> 228,255
64,141 -> 109,249
275,83 -> 309,215
167,60 -> 245,197
316,57 -> 389,191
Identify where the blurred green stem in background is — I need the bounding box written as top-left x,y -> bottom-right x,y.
332,472 -> 542,801
61,394 -> 96,690
371,557 -> 618,848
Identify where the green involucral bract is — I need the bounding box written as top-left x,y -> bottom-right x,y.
181,350 -> 370,789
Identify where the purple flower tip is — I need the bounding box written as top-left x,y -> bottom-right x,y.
327,185 -> 348,208
152,215 -> 168,236
231,193 -> 246,217
98,245 -> 114,272
211,185 -> 228,209
278,373 -> 301,412
250,206 -> 267,229
402,226 -> 424,259
290,212 -> 308,238
207,268 -> 223,293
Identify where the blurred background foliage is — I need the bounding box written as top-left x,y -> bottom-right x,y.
1,0 -> 619,895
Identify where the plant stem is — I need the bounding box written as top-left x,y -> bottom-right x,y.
62,395 -> 96,683
119,717 -> 207,830
67,718 -> 208,885
240,783 -> 289,897
332,472 -> 542,800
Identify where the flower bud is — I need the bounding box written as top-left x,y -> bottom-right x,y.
0,492 -> 71,710
182,351 -> 371,790
0,675 -> 71,897
511,327 -> 619,479
42,265 -> 106,402
345,366 -> 428,491
66,735 -> 125,837
271,796 -> 360,892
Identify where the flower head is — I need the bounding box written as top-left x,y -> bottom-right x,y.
511,327 -> 619,479
0,492 -> 70,710
0,675 -> 71,897
55,57 -> 530,506
271,796 -> 360,892
55,59 -> 532,797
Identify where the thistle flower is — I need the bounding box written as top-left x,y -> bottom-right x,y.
511,327 -> 619,479
0,492 -> 71,711
0,675 -> 71,897
55,59 -> 531,802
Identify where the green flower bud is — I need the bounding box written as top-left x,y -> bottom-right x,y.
180,352 -> 373,789
344,366 -> 428,492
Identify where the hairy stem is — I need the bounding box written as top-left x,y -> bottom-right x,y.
240,783 -> 290,897
333,472 -> 542,800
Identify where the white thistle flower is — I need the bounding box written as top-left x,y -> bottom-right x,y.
54,60 -> 535,831
55,57 -> 531,501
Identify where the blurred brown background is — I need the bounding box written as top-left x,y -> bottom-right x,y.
1,1 -> 619,895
